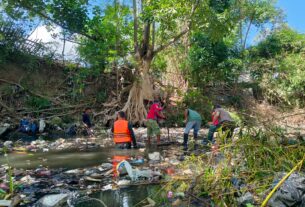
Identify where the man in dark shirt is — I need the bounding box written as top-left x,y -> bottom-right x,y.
82,107 -> 92,128
82,107 -> 93,135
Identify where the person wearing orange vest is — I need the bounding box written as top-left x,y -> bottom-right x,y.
112,111 -> 137,149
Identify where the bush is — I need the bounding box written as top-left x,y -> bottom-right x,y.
164,103 -> 185,127
96,90 -> 108,103
257,53 -> 305,107
183,89 -> 213,123
250,27 -> 305,107
26,96 -> 51,109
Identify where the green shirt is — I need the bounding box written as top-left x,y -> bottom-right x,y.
188,109 -> 202,122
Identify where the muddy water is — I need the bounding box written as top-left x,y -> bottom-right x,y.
1,148 -> 144,169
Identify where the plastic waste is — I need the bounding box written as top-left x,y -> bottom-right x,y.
0,200 -> 11,206
167,191 -> 173,198
117,160 -> 161,181
37,193 -> 68,207
236,192 -> 254,206
148,152 -> 162,161
116,179 -> 131,186
3,141 -> 13,148
39,118 -> 46,133
130,157 -> 144,165
102,184 -> 112,191
268,173 -> 305,207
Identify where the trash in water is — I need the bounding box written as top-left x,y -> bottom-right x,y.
117,160 -> 161,181
116,179 -> 131,186
148,152 -> 162,161
37,193 -> 68,207
102,184 -> 113,191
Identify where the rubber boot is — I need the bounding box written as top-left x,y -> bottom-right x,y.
183,133 -> 188,151
194,133 -> 198,150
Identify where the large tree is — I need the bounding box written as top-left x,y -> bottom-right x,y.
118,0 -> 238,123
2,0 -> 238,123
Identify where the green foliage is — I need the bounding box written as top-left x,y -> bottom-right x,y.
164,104 -> 185,127
0,188 -> 6,199
188,32 -> 242,87
253,27 -> 305,58
0,84 -> 14,95
26,96 -> 51,109
183,88 -> 212,123
77,4 -> 132,74
61,115 -> 75,124
164,128 -> 305,206
50,116 -> 63,126
151,55 -> 167,79
241,0 -> 281,26
2,0 -> 89,35
209,0 -> 231,13
229,111 -> 243,126
250,27 -> 305,107
96,90 -> 108,103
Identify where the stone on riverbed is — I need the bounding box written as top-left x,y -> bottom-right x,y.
37,194 -> 68,207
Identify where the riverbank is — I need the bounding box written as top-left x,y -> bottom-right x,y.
0,127 -> 304,207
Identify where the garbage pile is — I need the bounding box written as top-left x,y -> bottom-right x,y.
0,142 -> 192,206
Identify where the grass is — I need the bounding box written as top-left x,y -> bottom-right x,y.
158,127 -> 305,206
0,148 -> 16,200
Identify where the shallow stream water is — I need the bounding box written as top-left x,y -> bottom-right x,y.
1,147 -> 144,169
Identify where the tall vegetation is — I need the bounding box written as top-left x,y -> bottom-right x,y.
250,27 -> 305,107
1,0 -> 303,121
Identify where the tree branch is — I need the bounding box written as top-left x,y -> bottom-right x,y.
153,0 -> 199,54
243,12 -> 255,50
141,22 -> 151,57
133,0 -> 139,53
152,21 -> 155,52
153,28 -> 189,54
15,0 -> 98,41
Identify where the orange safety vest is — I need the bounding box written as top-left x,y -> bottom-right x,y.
113,119 -> 132,143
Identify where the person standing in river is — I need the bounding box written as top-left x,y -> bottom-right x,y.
183,108 -> 202,151
112,111 -> 137,149
146,100 -> 165,145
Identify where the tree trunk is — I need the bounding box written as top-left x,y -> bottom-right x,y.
122,58 -> 154,124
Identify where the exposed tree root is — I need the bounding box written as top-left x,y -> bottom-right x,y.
122,80 -> 149,124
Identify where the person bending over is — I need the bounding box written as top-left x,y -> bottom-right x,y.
183,108 -> 202,151
207,104 -> 234,142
